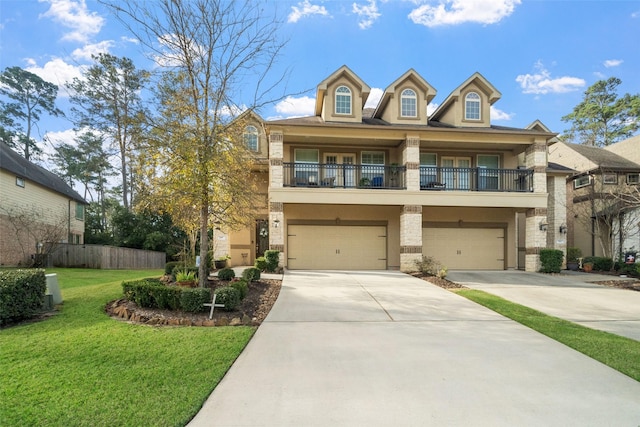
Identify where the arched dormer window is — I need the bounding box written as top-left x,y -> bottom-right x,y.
335,85 -> 352,115
243,125 -> 259,151
401,88 -> 417,117
465,92 -> 481,120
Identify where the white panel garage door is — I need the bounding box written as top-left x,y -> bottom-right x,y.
423,228 -> 505,270
288,225 -> 387,270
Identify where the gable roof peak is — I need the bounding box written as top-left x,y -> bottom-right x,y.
373,68 -> 437,119
315,65 -> 371,116
430,72 -> 501,121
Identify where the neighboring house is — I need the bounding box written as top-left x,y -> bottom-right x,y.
0,143 -> 87,266
549,141 -> 640,259
220,66 -> 561,271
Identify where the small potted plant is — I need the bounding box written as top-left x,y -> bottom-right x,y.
175,270 -> 197,287
566,247 -> 581,271
215,255 -> 230,270
583,262 -> 593,273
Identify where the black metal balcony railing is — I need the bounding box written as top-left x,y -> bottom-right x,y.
419,167 -> 533,192
281,163 -> 534,192
283,163 -> 406,189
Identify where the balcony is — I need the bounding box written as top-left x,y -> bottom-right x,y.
283,163 -> 406,189
419,166 -> 533,192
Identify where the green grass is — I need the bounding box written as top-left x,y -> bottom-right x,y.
456,289 -> 640,381
0,268 -> 255,427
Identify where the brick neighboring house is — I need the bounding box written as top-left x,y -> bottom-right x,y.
549,140 -> 640,259
219,66 -> 563,271
0,143 -> 87,266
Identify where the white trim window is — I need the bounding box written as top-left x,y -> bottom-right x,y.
627,173 -> 640,184
574,175 -> 591,189
477,155 -> 500,190
361,151 -> 385,187
335,85 -> 352,115
16,176 -> 25,187
465,92 -> 481,120
243,125 -> 259,151
401,88 -> 417,117
75,203 -> 85,221
294,149 -> 319,185
602,173 -> 618,184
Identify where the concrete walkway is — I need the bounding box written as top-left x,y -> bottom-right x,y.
188,270 -> 640,427
448,270 -> 640,341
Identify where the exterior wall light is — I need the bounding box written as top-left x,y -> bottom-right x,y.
273,219 -> 280,228
559,224 -> 567,234
539,221 -> 548,232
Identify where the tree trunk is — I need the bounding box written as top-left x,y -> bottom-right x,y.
198,198 -> 209,288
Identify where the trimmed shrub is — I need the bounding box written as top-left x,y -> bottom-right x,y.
414,256 -> 442,276
214,286 -> 240,311
165,261 -> 181,275
566,247 -> 582,263
582,256 -> 613,272
122,279 -> 163,308
264,250 -> 280,273
231,278 -> 248,300
540,249 -> 563,273
614,262 -> 640,278
149,286 -> 182,310
181,288 -> 211,313
0,269 -> 46,326
217,267 -> 235,281
254,256 -> 267,271
242,267 -> 261,282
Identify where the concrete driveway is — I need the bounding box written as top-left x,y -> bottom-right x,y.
188,270 -> 640,427
448,270 -> 640,341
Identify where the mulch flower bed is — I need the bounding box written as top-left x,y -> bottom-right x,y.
106,277 -> 281,327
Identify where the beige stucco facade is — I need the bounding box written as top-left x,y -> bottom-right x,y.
226,67 -> 560,272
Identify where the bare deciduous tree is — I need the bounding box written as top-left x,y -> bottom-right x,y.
102,0 -> 288,286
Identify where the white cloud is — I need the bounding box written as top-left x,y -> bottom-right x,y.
603,59 -> 623,68
409,0 -> 520,27
25,57 -> 86,90
121,36 -> 139,45
288,1 -> 330,23
353,0 -> 381,29
71,40 -> 114,61
427,102 -> 439,116
516,61 -> 585,95
274,96 -> 315,118
364,87 -> 383,109
39,0 -> 104,43
490,106 -> 513,121
632,10 -> 639,18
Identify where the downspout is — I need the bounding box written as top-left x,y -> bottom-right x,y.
68,199 -> 72,243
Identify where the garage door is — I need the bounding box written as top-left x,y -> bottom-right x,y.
423,228 -> 505,270
288,225 -> 387,270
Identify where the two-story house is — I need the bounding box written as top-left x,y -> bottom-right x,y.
220,66 -> 561,272
549,141 -> 640,259
0,142 -> 87,266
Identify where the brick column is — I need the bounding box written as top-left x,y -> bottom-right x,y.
525,141 -> 547,193
547,175 -> 567,265
525,208 -> 548,271
403,135 -> 420,191
400,205 -> 422,271
269,131 -> 283,188
269,202 -> 285,267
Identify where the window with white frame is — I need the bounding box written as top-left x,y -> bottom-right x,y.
16,176 -> 25,187
477,155 -> 500,190
401,88 -> 417,117
627,173 -> 640,184
574,175 -> 591,189
465,92 -> 481,120
420,153 -> 437,187
602,173 -> 617,184
243,125 -> 259,151
75,203 -> 84,221
294,149 -> 319,185
361,151 -> 385,186
335,85 -> 352,115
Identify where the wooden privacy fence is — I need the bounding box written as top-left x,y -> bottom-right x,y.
50,244 -> 165,269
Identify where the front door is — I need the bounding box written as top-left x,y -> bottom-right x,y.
255,219 -> 269,258
441,157 -> 471,190
324,153 -> 356,187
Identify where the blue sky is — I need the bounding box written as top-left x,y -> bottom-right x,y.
1,0 -> 639,157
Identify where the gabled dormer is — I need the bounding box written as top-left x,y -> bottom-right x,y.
372,69 -> 436,125
236,109 -> 268,158
430,72 -> 501,128
315,65 -> 370,123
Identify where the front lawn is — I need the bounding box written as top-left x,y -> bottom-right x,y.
456,289 -> 640,382
0,268 -> 255,427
